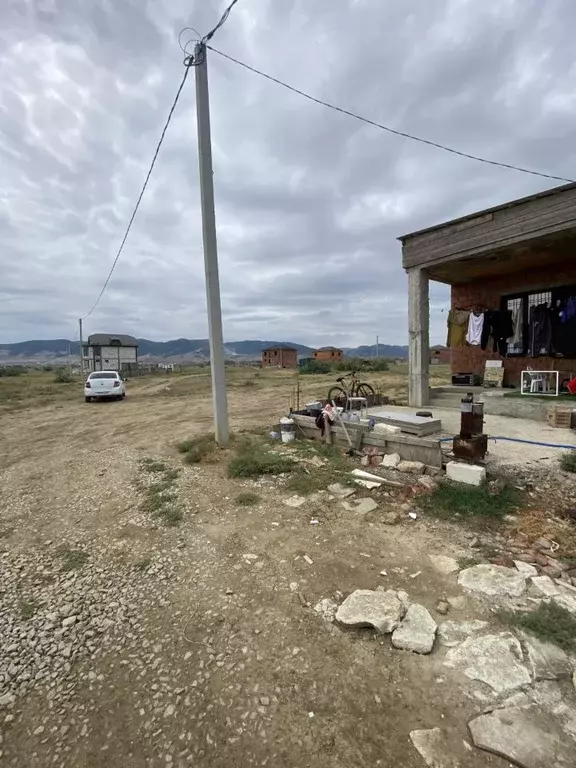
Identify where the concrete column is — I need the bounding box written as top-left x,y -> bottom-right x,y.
408,267 -> 430,407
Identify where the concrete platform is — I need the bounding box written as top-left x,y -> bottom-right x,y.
430,386 -> 554,421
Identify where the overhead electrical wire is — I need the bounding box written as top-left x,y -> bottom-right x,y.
208,45 -> 575,184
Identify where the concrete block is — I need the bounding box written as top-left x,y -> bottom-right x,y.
446,462 -> 486,486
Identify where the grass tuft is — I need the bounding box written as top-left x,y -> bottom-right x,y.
140,458 -> 168,473
560,451 -> 576,473
228,439 -> 295,478
235,492 -> 260,506
139,458 -> 184,526
20,599 -> 38,620
457,555 -> 483,570
500,601 -> 576,652
57,547 -> 90,572
416,482 -> 518,525
135,557 -> 152,571
177,434 -> 217,464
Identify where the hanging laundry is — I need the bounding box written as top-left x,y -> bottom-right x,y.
529,303 -> 553,356
466,311 -> 484,346
554,299 -> 576,356
481,310 -> 514,356
446,309 -> 470,348
511,306 -> 523,347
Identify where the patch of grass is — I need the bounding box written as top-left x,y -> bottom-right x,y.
139,458 -> 184,527
57,547 -> 90,572
235,492 -> 260,506
20,599 -> 38,620
560,451 -> 576,473
177,434 -> 217,464
500,601 -> 576,652
140,458 -> 168,473
457,555 -> 483,569
417,482 -> 518,526
228,439 -> 296,478
135,557 -> 152,571
53,368 -> 73,384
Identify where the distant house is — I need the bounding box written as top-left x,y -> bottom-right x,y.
430,345 -> 451,365
84,334 -> 138,373
261,346 -> 298,369
313,346 -> 343,362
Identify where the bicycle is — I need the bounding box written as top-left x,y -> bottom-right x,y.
327,370 -> 375,410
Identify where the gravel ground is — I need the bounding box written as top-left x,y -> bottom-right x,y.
1,378 -> 574,767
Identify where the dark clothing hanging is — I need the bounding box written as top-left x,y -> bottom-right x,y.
480,310 -> 514,356
529,303 -> 553,356
554,298 -> 576,355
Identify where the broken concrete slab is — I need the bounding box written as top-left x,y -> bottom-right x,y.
552,592 -> 576,618
469,705 -> 575,768
458,564 -> 527,598
283,495 -> 307,508
445,632 -> 530,693
313,598 -> 339,623
341,497 -> 379,515
446,595 -> 467,610
530,575 -> 561,598
437,620 -> 489,648
446,461 -> 486,486
428,555 -> 459,575
327,483 -> 356,499
417,475 -> 438,491
397,460 -> 425,474
381,453 -> 401,468
409,728 -> 460,768
336,589 -> 403,634
529,681 -> 576,742
391,604 -> 437,654
521,633 -> 574,681
514,560 -> 539,577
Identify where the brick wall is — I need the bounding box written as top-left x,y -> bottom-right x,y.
450,263 -> 576,386
261,349 -> 298,368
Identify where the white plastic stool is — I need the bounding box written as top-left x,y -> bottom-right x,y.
347,397 -> 368,419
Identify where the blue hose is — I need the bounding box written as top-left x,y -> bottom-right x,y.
440,435 -> 576,450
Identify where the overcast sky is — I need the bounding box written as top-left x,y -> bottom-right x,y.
1,0 -> 575,347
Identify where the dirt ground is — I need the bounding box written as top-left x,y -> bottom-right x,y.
0,368 -> 567,767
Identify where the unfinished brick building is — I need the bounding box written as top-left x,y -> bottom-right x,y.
400,182 -> 576,406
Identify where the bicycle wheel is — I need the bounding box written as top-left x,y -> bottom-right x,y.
327,386 -> 348,410
356,383 -> 375,400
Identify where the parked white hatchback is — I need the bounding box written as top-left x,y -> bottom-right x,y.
84,370 -> 126,402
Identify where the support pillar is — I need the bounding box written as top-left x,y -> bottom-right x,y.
408,267 -> 430,407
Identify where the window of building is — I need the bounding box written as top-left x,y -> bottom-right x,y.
502,286 -> 572,357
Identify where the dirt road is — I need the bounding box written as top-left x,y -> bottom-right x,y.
0,377 -> 538,766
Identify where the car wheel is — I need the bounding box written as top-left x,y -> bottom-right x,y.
121,392 -> 126,399
85,396 -> 92,403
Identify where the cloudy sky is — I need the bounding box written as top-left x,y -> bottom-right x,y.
1,0 -> 575,347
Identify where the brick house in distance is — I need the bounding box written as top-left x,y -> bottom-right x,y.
430,345 -> 451,365
313,346 -> 343,362
83,334 -> 138,373
400,182 -> 576,406
261,346 -> 298,368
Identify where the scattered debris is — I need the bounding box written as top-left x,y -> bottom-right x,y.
310,519 -> 319,525
446,596 -> 466,610
469,705 -> 575,768
303,555 -> 313,565
397,460 -> 425,474
409,571 -> 421,579
437,620 -> 489,648
530,575 -> 561,598
429,555 -> 460,575
342,497 -> 379,515
335,589 -> 404,634
354,479 -> 382,490
408,512 -> 418,520
445,632 -> 531,694
458,564 -> 527,598
381,453 -> 401,468
391,604 -> 437,654
514,560 -> 539,577
313,598 -> 338,623
351,469 -> 404,488
283,495 -> 307,508
327,483 -> 356,499
435,599 -> 450,615
417,475 -> 438,491
445,461 -> 486,486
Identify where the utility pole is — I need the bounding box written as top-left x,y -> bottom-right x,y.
194,42 -> 229,446
79,318 -> 84,375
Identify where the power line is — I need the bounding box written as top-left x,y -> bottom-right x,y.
208,46 -> 575,184
203,0 -> 242,43
83,66 -> 192,320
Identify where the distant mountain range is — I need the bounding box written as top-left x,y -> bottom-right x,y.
0,338 -> 408,363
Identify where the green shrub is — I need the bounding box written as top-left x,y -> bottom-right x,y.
560,451 -> 576,473
228,440 -> 295,478
177,434 -> 217,464
54,368 -> 72,383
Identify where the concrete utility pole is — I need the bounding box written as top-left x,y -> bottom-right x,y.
79,318 -> 84,375
194,42 -> 229,446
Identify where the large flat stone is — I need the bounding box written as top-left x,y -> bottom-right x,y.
335,589 -> 403,634
521,633 -> 574,681
437,620 -> 489,648
458,564 -> 526,598
552,592 -> 576,618
531,575 -> 561,598
445,632 -> 530,693
514,560 -> 538,577
391,604 -> 437,654
428,555 -> 459,575
409,728 -> 460,768
469,705 -> 575,767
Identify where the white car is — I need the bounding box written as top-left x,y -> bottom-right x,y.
84,370 -> 126,402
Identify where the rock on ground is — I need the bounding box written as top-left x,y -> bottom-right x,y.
514,560 -> 539,577
552,592 -> 576,618
283,495 -> 307,508
437,620 -> 489,648
469,705 -> 575,768
521,633 -> 574,681
428,555 -> 459,575
391,604 -> 437,654
314,598 -> 338,623
327,483 -> 356,499
342,498 -> 378,515
458,564 -> 527,598
445,632 -> 531,694
381,453 -> 400,468
336,589 -> 404,634
397,460 -> 425,474
530,575 -> 561,598
409,728 -> 460,768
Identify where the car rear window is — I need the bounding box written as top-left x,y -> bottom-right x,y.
89,372 -> 118,379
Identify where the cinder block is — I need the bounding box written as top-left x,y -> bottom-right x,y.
446,461 -> 486,486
